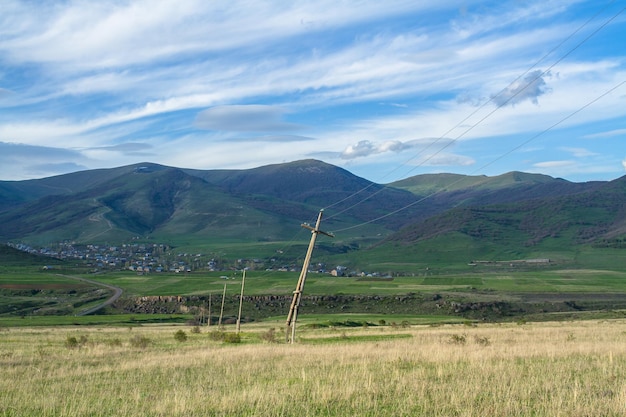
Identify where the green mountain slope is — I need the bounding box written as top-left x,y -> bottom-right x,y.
0,166 -> 293,244
0,161 -> 415,245
0,160 -> 622,263
383,175 -> 626,251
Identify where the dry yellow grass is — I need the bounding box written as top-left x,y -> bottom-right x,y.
1,320 -> 625,416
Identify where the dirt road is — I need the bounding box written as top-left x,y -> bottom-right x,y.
58,274 -> 123,316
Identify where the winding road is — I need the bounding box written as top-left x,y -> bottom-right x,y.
58,274 -> 123,316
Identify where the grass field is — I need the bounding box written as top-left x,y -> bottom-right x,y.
49,267 -> 626,297
4,265 -> 626,324
1,320 -> 625,416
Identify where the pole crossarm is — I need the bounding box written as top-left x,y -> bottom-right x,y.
285,209 -> 333,343
301,223 -> 335,238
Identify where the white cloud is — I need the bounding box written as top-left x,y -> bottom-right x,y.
195,105 -> 301,132
0,1 -> 433,69
534,160 -> 576,168
560,147 -> 598,158
583,128 -> 626,139
491,70 -> 551,107
0,0 -> 624,183
340,139 -> 420,159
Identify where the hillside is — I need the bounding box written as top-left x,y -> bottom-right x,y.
185,159 -> 421,229
0,165 -> 305,244
0,160 -> 622,264
389,171 -> 602,222
0,161 -> 419,245
383,174 -> 626,251
0,243 -> 65,267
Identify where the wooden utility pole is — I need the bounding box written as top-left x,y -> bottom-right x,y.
286,210 -> 334,343
207,293 -> 212,327
236,269 -> 246,333
218,283 -> 226,328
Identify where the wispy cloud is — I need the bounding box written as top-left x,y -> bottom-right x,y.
560,147 -> 598,158
195,105 -> 301,132
86,142 -> 155,156
583,128 -> 626,139
0,142 -> 87,179
534,160 -> 576,168
0,0 -> 624,182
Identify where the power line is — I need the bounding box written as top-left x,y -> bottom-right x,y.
322,2 -> 625,226
331,79 -> 625,233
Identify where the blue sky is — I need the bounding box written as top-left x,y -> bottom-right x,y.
0,0 -> 625,183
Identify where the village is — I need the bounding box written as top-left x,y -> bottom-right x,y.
7,242 -> 382,278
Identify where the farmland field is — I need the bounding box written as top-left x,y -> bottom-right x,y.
1,320 -> 625,416
4,266 -> 626,324
23,268 -> 626,297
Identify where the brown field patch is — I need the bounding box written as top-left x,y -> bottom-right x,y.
0,283 -> 84,290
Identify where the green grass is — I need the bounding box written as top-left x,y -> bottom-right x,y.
0,314 -> 191,327
299,333 -> 413,344
277,313 -> 463,325
3,242 -> 626,325
82,268 -> 626,298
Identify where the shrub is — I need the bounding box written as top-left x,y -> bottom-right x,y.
208,330 -> 226,341
65,336 -> 79,349
65,335 -> 88,349
474,336 -> 490,346
174,329 -> 187,342
447,334 -> 467,345
129,335 -> 152,349
190,326 -> 201,334
223,332 -> 241,344
259,328 -> 277,343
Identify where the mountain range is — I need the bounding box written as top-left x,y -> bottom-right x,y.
0,159 -> 624,265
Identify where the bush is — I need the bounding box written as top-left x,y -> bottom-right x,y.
223,332 -> 241,344
65,336 -> 79,349
447,334 -> 467,345
208,330 -> 226,341
474,336 -> 490,346
174,329 -> 187,342
129,335 -> 152,349
259,328 -> 277,343
190,326 -> 201,334
207,330 -> 241,343
65,335 -> 89,349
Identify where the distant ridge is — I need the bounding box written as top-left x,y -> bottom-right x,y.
0,160 -> 622,258
384,174 -> 626,248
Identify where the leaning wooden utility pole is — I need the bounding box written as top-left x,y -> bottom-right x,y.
218,283 -> 226,328
236,269 -> 246,333
285,209 -> 334,343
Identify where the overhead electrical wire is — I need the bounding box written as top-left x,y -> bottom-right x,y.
256,1 -> 624,274
321,2 -> 625,231
331,79 -> 625,233
323,0 -> 619,219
